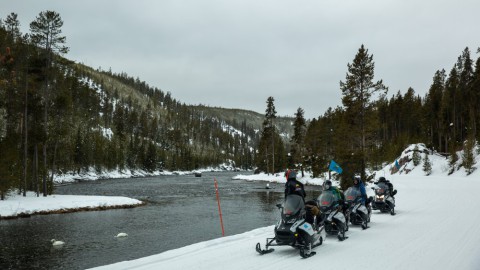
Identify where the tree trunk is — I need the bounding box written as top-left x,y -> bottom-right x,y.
23,86 -> 28,197
49,141 -> 58,194
34,144 -> 39,197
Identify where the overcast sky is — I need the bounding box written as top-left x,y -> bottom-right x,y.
2,0 -> 480,119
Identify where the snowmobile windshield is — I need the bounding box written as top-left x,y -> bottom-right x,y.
376,182 -> 389,195
283,195 -> 305,217
317,191 -> 338,208
345,187 -> 361,202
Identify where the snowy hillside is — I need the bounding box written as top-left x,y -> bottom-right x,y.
376,143 -> 479,179
90,144 -> 480,270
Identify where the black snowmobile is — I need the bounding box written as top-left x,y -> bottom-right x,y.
345,187 -> 371,229
372,182 -> 396,215
256,194 -> 326,258
317,190 -> 348,241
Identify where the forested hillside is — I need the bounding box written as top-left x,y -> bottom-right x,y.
0,12 -> 291,199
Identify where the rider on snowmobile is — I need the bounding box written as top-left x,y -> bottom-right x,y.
285,169 -> 320,229
284,170 -> 306,199
353,176 -> 367,205
376,176 -> 396,197
323,180 -> 347,212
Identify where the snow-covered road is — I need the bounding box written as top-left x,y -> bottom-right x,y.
90,174 -> 480,270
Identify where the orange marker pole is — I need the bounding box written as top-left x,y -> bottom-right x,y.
214,177 -> 225,236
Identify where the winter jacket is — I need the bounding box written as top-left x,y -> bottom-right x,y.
376,179 -> 394,196
355,180 -> 367,204
285,179 -> 306,199
324,186 -> 344,202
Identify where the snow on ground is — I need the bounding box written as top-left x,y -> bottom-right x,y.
0,192 -> 143,218
89,144 -> 480,270
89,174 -> 480,270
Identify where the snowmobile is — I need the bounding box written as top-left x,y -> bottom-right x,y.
317,190 -> 348,241
344,187 -> 371,229
372,182 -> 396,215
255,194 -> 326,258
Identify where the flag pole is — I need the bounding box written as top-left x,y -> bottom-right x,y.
214,177 -> 225,236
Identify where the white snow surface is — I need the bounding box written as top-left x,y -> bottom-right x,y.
0,192 -> 142,218
89,144 -> 480,270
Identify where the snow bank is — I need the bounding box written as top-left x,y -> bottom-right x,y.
0,192 -> 143,219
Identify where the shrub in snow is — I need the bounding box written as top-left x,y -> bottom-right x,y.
462,139 -> 476,175
448,147 -> 458,175
423,154 -> 432,176
412,145 -> 421,166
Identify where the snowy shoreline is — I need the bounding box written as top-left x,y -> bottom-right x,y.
0,192 -> 145,220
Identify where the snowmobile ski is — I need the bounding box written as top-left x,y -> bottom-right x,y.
299,249 -> 316,258
256,242 -> 274,255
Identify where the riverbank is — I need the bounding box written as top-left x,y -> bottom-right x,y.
0,191 -> 144,220
232,171 -> 327,186
53,163 -> 243,184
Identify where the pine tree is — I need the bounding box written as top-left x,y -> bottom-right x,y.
424,69 -> 446,151
4,13 -> 21,42
412,145 -> 421,166
257,96 -> 283,174
462,137 -> 475,175
423,153 -> 432,176
340,44 -> 387,180
291,107 -> 306,175
30,10 -> 69,196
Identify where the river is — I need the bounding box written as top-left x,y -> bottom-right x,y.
0,172 -> 320,269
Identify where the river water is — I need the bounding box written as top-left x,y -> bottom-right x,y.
0,172 -> 320,269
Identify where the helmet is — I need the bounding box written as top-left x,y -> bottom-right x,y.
288,170 -> 297,180
379,176 -> 386,182
323,180 -> 332,190
353,176 -> 360,186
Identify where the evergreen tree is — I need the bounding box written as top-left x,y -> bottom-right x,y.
291,107 -> 306,175
412,145 -> 421,166
4,13 -> 21,42
456,48 -> 474,143
340,44 -> 387,180
443,66 -> 459,152
30,10 -> 69,196
448,145 -> 458,175
256,96 -> 285,174
471,53 -> 480,143
424,70 -> 446,151
462,137 -> 475,175
422,153 -> 432,176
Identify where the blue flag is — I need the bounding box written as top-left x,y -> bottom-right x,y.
395,160 -> 400,170
329,160 -> 343,174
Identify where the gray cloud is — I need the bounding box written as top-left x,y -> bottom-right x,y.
2,0 -> 480,119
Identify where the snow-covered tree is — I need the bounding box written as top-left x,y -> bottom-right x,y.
423,154 -> 432,176
412,145 -> 421,166
462,138 -> 475,175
